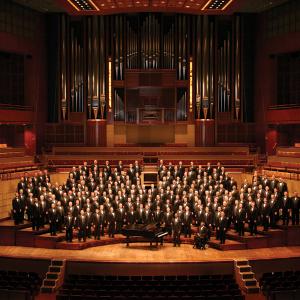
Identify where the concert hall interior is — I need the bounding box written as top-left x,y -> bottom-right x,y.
1,0 -> 300,299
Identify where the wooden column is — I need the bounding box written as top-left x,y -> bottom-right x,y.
195,119 -> 215,146
86,120 -> 107,146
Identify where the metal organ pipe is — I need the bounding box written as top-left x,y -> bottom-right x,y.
196,16 -> 201,119
209,21 -> 214,119
235,16 -> 241,120
226,31 -> 230,114
202,16 -> 209,119
60,15 -> 67,121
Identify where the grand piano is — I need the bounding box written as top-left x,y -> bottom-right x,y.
121,223 -> 168,247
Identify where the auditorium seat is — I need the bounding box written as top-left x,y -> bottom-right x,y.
57,273 -> 244,300
260,270 -> 300,299
0,269 -> 42,299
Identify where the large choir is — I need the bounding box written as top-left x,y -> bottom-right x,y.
12,160 -> 300,247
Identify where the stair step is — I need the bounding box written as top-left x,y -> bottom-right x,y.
241,272 -> 255,279
52,260 -> 64,266
244,279 -> 257,287
49,266 -> 61,272
46,272 -> 59,279
238,266 -> 251,272
236,260 -> 248,266
40,286 -> 53,293
244,286 -> 260,294
43,279 -> 57,287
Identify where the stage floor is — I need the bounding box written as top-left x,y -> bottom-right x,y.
0,244 -> 300,263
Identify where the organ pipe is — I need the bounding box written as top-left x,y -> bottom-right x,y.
92,16 -> 99,119
87,18 -> 92,118
226,31 -> 230,113
202,16 -> 209,120
223,42 -> 226,112
60,15 -> 67,121
196,16 -> 201,119
209,21 -> 214,119
70,28 -> 74,113
99,16 -> 106,118
235,16 -> 241,120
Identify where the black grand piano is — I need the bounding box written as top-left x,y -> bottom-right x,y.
121,223 -> 168,247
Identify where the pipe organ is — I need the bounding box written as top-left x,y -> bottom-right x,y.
56,13 -> 248,145
194,16 -> 215,120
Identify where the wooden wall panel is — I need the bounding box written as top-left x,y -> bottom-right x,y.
175,124 -> 195,146
86,120 -> 107,147
195,120 -> 215,146
126,125 -> 175,144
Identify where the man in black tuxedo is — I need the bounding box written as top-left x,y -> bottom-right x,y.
163,207 -> 173,235
291,192 -> 300,225
107,207 -> 116,238
152,206 -> 164,225
260,198 -> 270,231
12,192 -> 24,225
116,203 -> 126,232
92,208 -> 103,240
86,207 -> 93,238
31,199 -> 41,231
178,161 -> 184,179
277,178 -> 288,195
218,211 -> 227,244
64,212 -> 74,242
203,207 -> 213,240
172,213 -> 181,247
17,178 -> 27,193
182,206 -> 193,238
194,222 -> 209,249
126,206 -> 137,225
236,203 -> 246,236
248,201 -> 258,236
77,209 -> 87,242
281,191 -> 291,226
48,202 -> 58,236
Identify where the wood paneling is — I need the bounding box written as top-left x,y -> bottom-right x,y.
266,108 -> 300,124
195,120 -> 215,146
0,110 -> 34,124
126,125 -> 175,144
217,122 -> 256,143
125,70 -> 176,88
86,120 -> 107,147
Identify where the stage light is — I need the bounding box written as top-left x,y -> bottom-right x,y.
201,0 -> 234,10
67,0 -> 99,11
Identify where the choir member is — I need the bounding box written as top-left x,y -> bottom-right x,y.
64,212 -> 74,242
236,203 -> 246,236
172,213 -> 181,247
281,191 -> 291,226
248,201 -> 258,236
107,207 -> 116,238
48,202 -> 58,236
77,209 -> 88,242
261,198 -> 271,232
182,206 -> 192,238
218,211 -> 227,244
12,192 -> 24,225
92,208 -> 103,240
291,192 -> 300,225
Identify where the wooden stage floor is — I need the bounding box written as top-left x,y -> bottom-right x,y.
0,244 -> 300,263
